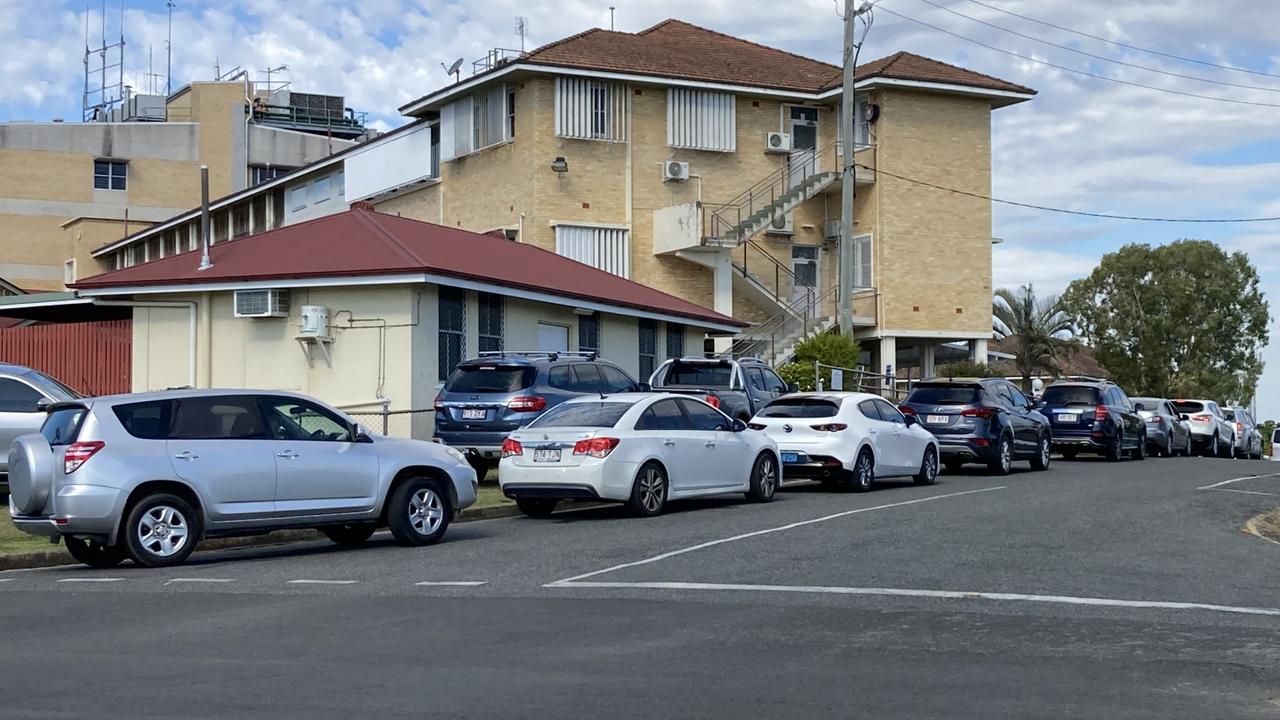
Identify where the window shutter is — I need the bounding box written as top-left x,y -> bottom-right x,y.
667,89 -> 735,151
555,225 -> 630,278
555,77 -> 627,141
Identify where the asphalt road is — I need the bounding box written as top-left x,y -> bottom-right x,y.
1,454 -> 1278,718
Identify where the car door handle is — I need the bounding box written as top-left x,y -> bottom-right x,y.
173,451 -> 198,460
868,429 -> 878,435
276,450 -> 300,459
705,441 -> 716,448
663,440 -> 676,447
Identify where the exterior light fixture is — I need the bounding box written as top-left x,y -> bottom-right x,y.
551,157 -> 569,173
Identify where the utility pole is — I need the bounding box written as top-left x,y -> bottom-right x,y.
839,1 -> 874,336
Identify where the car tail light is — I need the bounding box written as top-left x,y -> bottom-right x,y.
1147,416 -> 1163,424
507,396 -> 547,412
573,437 -> 620,458
961,407 -> 996,419
433,393 -> 445,412
811,423 -> 848,432
703,394 -> 721,409
501,438 -> 523,457
64,441 -> 104,475
1192,414 -> 1211,422
1094,406 -> 1108,421
899,405 -> 917,416
747,422 -> 767,431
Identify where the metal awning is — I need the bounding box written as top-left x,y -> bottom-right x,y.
0,292 -> 130,322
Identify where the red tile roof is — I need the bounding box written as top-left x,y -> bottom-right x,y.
72,207 -> 745,328
401,19 -> 1033,112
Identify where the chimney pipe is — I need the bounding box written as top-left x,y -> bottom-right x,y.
198,165 -> 212,270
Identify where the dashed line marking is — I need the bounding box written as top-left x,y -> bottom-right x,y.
165,578 -> 236,584
286,579 -> 358,585
57,577 -> 122,583
414,581 -> 488,587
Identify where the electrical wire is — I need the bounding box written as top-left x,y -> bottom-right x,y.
962,0 -> 1280,81
911,0 -> 1280,95
856,163 -> 1280,223
876,5 -> 1280,108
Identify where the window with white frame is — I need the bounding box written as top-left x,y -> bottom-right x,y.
554,225 -> 630,278
93,160 -> 127,190
311,176 -> 331,204
667,89 -> 735,152
289,185 -> 307,212
555,77 -> 627,141
838,93 -> 873,151
853,233 -> 873,288
440,84 -> 511,161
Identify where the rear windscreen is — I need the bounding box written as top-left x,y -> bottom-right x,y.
1042,386 -> 1100,407
758,399 -> 841,418
907,385 -> 980,405
41,407 -> 86,446
528,401 -> 635,428
663,363 -> 732,386
1130,398 -> 1160,410
445,366 -> 537,393
1173,401 -> 1205,414
1222,409 -> 1236,421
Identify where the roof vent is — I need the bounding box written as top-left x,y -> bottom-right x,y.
351,200 -> 376,212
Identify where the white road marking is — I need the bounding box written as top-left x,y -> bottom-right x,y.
547,486 -> 1007,586
1213,488 -> 1280,497
414,581 -> 488,587
165,578 -> 236,584
57,577 -> 122,583
286,579 -> 358,585
556,581 -> 1280,618
1198,473 -> 1280,490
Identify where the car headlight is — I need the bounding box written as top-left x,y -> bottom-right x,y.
440,445 -> 469,465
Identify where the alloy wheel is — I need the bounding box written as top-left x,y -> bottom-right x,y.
1000,437 -> 1012,472
855,452 -> 874,490
923,449 -> 938,481
757,456 -> 777,498
408,488 -> 444,536
1040,437 -> 1050,466
639,467 -> 666,512
137,505 -> 189,558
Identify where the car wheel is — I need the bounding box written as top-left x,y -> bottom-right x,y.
1061,449 -> 1078,461
321,523 -> 377,547
516,498 -> 559,518
628,462 -> 668,516
746,453 -> 778,502
987,434 -> 1013,475
1106,430 -> 1124,462
1130,435 -> 1146,460
943,459 -> 964,473
64,536 -> 126,569
1030,434 -> 1051,471
122,493 -> 200,568
387,477 -> 451,546
851,448 -> 875,492
1203,434 -> 1218,457
913,446 -> 939,485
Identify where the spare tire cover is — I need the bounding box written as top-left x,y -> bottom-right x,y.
9,434 -> 54,515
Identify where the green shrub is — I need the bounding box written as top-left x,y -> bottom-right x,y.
777,333 -> 861,391
933,361 -> 1000,379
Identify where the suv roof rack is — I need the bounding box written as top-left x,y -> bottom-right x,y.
1057,375 -> 1109,384
475,350 -> 598,362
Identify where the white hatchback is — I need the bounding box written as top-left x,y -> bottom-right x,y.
499,393 -> 781,517
750,392 -> 940,491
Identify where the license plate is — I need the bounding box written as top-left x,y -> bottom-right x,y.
1057,413 -> 1079,423
461,408 -> 486,420
533,448 -> 561,463
781,452 -> 800,464
926,415 -> 949,424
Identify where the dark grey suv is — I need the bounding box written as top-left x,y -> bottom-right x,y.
432,351 -> 642,471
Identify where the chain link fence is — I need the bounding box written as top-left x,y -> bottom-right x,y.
346,409 -> 435,440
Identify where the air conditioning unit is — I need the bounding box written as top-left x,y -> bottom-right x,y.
766,211 -> 794,235
662,160 -> 690,182
299,305 -> 330,338
234,289 -> 290,318
765,131 -> 792,153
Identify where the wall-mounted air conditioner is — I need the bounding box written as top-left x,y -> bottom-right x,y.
766,211 -> 795,236
662,160 -> 690,182
234,289 -> 290,318
765,132 -> 792,153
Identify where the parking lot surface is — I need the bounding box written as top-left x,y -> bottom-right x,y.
2,456 -> 1278,718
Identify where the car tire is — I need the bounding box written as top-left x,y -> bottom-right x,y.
516,498 -> 560,518
1106,430 -> 1124,462
1184,434 -> 1192,457
1130,435 -> 1146,460
746,453 -> 779,502
1203,434 -> 1218,458
321,523 -> 377,547
1030,434 -> 1051,471
943,459 -> 964,474
628,462 -> 668,516
987,434 -> 1013,475
387,477 -> 451,546
122,493 -> 201,568
913,446 -> 939,485
64,536 -> 126,569
851,448 -> 875,492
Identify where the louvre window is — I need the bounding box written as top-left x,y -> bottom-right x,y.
477,292 -> 504,353
438,287 -> 466,380
440,85 -> 510,161
667,89 -> 735,152
666,323 -> 684,359
555,78 -> 627,141
638,319 -> 657,380
554,225 -> 630,278
578,314 -> 600,354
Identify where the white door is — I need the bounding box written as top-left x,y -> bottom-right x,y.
873,398 -> 920,474
166,395 -> 278,524
791,245 -> 820,303
634,398 -> 704,493
258,396 -> 380,517
677,398 -> 749,490
537,322 -> 570,352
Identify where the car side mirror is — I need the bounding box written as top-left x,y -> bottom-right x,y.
1133,403 -> 1145,412
785,383 -> 799,393
1179,414 -> 1189,421
352,423 -> 373,443
636,382 -> 652,392
35,398 -> 51,412
731,418 -> 747,432
903,414 -> 918,427
1031,400 -> 1044,410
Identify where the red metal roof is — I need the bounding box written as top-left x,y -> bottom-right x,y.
72,207 -> 746,328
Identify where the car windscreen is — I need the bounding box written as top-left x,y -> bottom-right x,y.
906,385 -> 981,405
528,401 -> 635,428
1131,398 -> 1160,411
25,371 -> 82,400
445,365 -> 537,393
1173,400 -> 1205,414
1222,409 -> 1236,421
41,406 -> 86,446
1041,386 -> 1100,407
662,362 -> 732,386
758,398 -> 841,418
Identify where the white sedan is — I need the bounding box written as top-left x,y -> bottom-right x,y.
749,392 -> 939,491
499,393 -> 781,517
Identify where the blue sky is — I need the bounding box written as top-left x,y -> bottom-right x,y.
4,0 -> 1279,417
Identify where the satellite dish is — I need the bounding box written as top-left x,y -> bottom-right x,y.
447,58 -> 463,75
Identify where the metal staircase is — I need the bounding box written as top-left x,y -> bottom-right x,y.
704,142 -> 841,246
722,286 -> 840,367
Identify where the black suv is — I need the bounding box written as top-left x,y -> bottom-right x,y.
1039,380 -> 1146,461
433,351 -> 643,472
900,377 -> 1052,475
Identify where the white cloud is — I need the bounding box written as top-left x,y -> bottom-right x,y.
992,245 -> 1099,296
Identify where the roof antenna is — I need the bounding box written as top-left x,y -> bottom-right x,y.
441,58 -> 463,83
609,6 -> 616,31
514,16 -> 529,51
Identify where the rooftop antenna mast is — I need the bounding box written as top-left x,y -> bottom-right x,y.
82,0 -> 127,122
609,6 -> 616,31
514,16 -> 529,51
165,0 -> 174,95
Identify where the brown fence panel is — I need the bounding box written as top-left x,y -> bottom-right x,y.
0,321 -> 131,396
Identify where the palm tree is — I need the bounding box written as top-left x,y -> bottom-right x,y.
992,284 -> 1074,392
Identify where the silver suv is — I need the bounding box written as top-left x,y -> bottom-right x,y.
8,389 -> 478,568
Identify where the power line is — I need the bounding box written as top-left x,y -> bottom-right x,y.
876,5 -> 1280,109
962,0 -> 1280,81
857,163 -> 1280,223
911,0 -> 1280,95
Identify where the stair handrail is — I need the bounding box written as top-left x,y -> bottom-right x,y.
703,139 -> 842,245
735,237 -> 808,310
722,284 -> 840,365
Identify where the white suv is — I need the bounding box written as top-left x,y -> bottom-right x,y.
8,390 -> 478,568
1171,399 -> 1235,457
